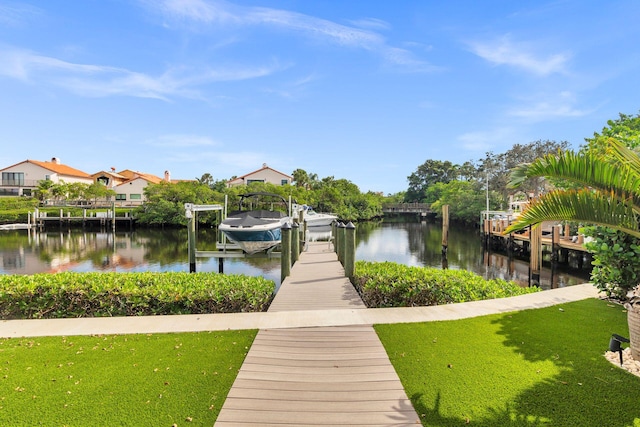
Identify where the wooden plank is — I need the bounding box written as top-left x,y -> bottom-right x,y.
226,387 -> 406,401
216,408 -> 420,425
221,397 -> 416,412
242,355 -> 392,368
228,378 -> 405,392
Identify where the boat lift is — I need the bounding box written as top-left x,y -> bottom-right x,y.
184,199 -> 283,273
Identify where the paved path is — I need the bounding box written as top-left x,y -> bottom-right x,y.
0,242 -> 600,426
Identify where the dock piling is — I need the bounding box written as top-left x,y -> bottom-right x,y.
281,222 -> 292,282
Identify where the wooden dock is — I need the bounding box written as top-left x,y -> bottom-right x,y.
484,219 -> 589,254
215,242 -> 420,426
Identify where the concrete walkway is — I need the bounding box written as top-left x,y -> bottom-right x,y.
0,282 -> 600,339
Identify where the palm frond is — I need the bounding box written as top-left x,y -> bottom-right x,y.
505,189 -> 640,238
508,150 -> 640,206
605,137 -> 640,174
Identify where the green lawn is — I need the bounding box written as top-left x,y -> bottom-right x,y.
376,298 -> 640,427
2,299 -> 639,426
0,330 -> 256,426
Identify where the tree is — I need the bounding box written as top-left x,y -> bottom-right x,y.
85,183 -> 115,204
34,180 -> 54,202
406,160 -> 460,202
505,136 -> 640,359
292,169 -> 310,189
427,180 -> 500,224
196,173 -> 214,187
477,140 -> 570,203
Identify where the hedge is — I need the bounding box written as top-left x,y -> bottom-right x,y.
353,261 -> 540,308
0,271 -> 275,319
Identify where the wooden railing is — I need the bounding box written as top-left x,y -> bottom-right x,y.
382,203 -> 431,213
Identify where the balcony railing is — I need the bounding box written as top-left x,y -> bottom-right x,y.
0,179 -> 40,187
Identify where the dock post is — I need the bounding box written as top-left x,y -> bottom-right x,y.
332,221 -> 339,254
291,221 -> 300,264
483,218 -> 490,248
337,222 -> 346,265
529,225 -> 542,286
551,225 -> 560,263
281,222 -> 292,282
188,213 -> 196,273
112,202 -> 116,232
441,205 -> 449,255
344,222 -> 356,280
301,220 -> 307,253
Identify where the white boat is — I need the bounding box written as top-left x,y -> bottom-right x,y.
298,205 -> 338,227
219,193 -> 292,254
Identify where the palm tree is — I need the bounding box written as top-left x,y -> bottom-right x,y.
505,137 -> 640,359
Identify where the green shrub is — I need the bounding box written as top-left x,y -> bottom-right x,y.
0,197 -> 38,210
353,261 -> 539,308
0,272 -> 275,319
582,225 -> 640,300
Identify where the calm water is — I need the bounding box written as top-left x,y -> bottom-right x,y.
0,221 -> 591,289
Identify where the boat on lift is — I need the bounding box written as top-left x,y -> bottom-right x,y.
218,192 -> 292,254
298,205 -> 338,227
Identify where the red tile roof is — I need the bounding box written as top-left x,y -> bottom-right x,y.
17,159 -> 92,178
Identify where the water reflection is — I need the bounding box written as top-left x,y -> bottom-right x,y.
0,221 -> 591,289
356,222 -> 591,289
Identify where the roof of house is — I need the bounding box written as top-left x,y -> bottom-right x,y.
0,159 -> 92,179
228,164 -> 293,183
91,170 -> 127,180
116,170 -> 164,184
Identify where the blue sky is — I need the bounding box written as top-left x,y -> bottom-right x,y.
1,1 -> 639,195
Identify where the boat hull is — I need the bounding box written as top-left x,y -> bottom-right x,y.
219,214 -> 288,254
305,215 -> 337,227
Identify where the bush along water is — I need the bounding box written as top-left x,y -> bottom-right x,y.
352,261 -> 539,308
0,271 -> 275,318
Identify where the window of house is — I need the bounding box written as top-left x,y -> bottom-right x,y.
0,188 -> 19,196
2,172 -> 24,186
130,194 -> 142,200
247,179 -> 264,184
281,179 -> 288,185
115,194 -> 126,200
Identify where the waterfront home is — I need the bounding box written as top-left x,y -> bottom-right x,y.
0,158 -> 93,197
112,171 -> 166,206
226,164 -> 293,187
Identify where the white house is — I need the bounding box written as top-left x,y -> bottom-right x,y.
0,158 -> 93,197
112,171 -> 165,206
91,168 -> 128,189
227,164 -> 293,187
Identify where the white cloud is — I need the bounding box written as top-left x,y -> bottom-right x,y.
0,2 -> 42,27
458,127 -> 517,152
508,91 -> 592,121
0,47 -> 282,99
148,134 -> 220,147
468,35 -> 570,76
146,0 -> 433,71
348,17 -> 391,31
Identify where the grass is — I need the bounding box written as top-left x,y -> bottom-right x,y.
2,299 -> 639,426
0,330 -> 256,426
376,298 -> 640,427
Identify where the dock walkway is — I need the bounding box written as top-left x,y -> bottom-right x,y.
215,242 -> 422,426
